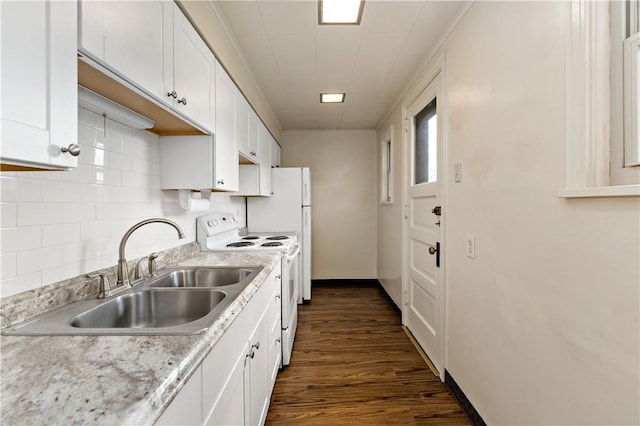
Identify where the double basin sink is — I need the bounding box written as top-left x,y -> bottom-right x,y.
2,266 -> 263,336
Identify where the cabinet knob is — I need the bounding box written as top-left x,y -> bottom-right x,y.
252,341 -> 260,350
217,179 -> 225,185
275,295 -> 281,300
177,97 -> 187,105
61,144 -> 81,157
275,275 -> 281,280
167,90 -> 177,99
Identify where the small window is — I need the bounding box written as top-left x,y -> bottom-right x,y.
413,99 -> 437,185
380,125 -> 394,204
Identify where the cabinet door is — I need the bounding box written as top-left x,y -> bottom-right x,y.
258,125 -> 273,196
173,4 -> 215,132
1,0 -> 78,170
78,1 -> 167,104
249,109 -> 261,162
214,61 -> 239,191
248,311 -> 270,426
272,140 -> 281,168
267,272 -> 283,387
237,96 -> 252,160
156,366 -> 202,426
205,341 -> 249,426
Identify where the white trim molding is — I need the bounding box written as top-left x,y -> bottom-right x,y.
380,125 -> 394,205
624,32 -> 640,167
564,0 -> 611,190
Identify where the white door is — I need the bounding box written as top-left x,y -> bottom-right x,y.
403,67 -> 445,376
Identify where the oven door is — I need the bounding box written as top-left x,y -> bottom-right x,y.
281,243 -> 300,365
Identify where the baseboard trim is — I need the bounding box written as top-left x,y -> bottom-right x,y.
312,278 -> 380,286
444,370 -> 486,426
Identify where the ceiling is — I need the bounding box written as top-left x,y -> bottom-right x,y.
215,1 -> 467,130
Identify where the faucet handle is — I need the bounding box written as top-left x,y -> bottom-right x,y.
133,256 -> 149,280
87,273 -> 112,299
148,252 -> 159,276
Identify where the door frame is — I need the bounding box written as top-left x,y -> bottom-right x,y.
401,54 -> 448,379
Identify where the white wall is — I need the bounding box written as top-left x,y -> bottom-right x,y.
377,119 -> 404,307
378,1 -> 640,424
0,108 -> 244,298
281,130 -> 377,280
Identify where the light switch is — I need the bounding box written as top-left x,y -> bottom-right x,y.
454,162 -> 462,183
466,234 -> 475,259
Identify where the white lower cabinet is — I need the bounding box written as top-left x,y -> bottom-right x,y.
156,367 -> 203,426
156,263 -> 282,426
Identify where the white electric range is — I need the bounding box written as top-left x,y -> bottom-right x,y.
196,213 -> 299,366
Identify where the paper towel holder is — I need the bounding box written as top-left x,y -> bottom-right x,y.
178,189 -> 192,210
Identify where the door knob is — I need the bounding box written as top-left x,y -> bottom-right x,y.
61,144 -> 81,156
428,246 -> 436,255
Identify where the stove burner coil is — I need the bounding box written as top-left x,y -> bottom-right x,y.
266,236 -> 289,240
226,241 -> 255,247
242,236 -> 260,240
261,242 -> 283,247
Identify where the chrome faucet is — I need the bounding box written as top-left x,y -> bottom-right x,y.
117,218 -> 185,288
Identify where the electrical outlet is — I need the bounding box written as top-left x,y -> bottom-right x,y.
466,234 -> 475,259
454,162 -> 462,183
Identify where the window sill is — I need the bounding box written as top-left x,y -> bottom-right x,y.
558,184 -> 640,198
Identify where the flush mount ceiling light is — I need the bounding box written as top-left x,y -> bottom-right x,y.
320,93 -> 345,103
318,0 -> 364,25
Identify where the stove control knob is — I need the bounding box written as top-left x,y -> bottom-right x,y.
232,216 -> 238,222
207,220 -> 214,228
212,219 -> 219,226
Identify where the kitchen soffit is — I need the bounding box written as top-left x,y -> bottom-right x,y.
215,0 -> 467,130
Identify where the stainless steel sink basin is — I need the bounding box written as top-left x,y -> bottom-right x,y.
70,289 -> 226,328
149,267 -> 260,288
2,265 -> 264,336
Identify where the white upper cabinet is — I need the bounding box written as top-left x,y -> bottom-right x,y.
78,1 -> 215,133
258,125 -> 273,196
1,0 -> 78,170
168,4 -> 215,131
214,61 -> 239,191
78,1 -> 167,103
272,139 -> 281,168
237,95 -> 250,160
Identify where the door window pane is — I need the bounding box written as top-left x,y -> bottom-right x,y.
414,98 -> 437,184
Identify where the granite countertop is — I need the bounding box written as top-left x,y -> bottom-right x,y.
0,251 -> 282,425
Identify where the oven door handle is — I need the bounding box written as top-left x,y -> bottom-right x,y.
285,244 -> 300,262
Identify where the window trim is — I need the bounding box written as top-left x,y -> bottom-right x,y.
380,125 -> 394,204
561,0 -> 640,198
624,32 -> 640,167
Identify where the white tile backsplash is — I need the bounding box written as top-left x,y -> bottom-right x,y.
1,203 -> 17,228
17,203 -> 62,226
0,109 -> 246,298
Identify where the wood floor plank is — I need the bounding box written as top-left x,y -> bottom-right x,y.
266,283 -> 470,425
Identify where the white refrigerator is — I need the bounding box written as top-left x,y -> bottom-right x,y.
247,167 -> 311,303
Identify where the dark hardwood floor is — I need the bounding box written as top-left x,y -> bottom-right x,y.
266,282 -> 470,425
